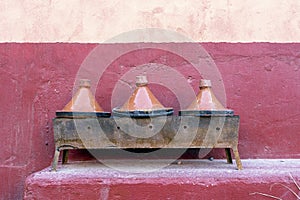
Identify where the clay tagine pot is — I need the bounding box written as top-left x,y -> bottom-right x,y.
56,79 -> 111,118
112,75 -> 173,117
179,79 -> 233,116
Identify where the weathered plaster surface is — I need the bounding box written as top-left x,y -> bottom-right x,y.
0,0 -> 299,42
0,43 -> 299,199
24,160 -> 300,199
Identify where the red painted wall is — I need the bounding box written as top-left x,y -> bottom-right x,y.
0,43 -> 299,199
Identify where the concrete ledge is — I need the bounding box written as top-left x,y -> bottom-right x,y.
24,159 -> 300,199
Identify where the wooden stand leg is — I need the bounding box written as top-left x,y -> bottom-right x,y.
232,146 -> 243,170
51,148 -> 60,171
225,148 -> 233,164
62,150 -> 69,164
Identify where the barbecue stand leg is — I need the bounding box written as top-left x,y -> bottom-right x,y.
51,148 -> 60,171
62,150 -> 69,164
232,146 -> 243,170
225,148 -> 233,164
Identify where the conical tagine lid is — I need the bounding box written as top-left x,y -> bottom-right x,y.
56,79 -> 110,118
179,79 -> 233,116
113,76 -> 173,117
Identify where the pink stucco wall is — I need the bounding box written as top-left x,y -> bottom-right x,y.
0,43 -> 299,199
0,0 -> 299,42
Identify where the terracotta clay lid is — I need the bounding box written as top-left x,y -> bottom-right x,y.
179,79 -> 233,116
56,79 -> 110,118
113,76 -> 173,117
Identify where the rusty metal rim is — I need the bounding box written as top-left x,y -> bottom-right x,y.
56,111 -> 111,118
112,108 -> 174,118
178,110 -> 234,116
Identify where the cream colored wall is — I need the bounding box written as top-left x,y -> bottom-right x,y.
0,0 -> 299,42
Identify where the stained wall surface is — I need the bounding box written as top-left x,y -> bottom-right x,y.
0,0 -> 299,42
